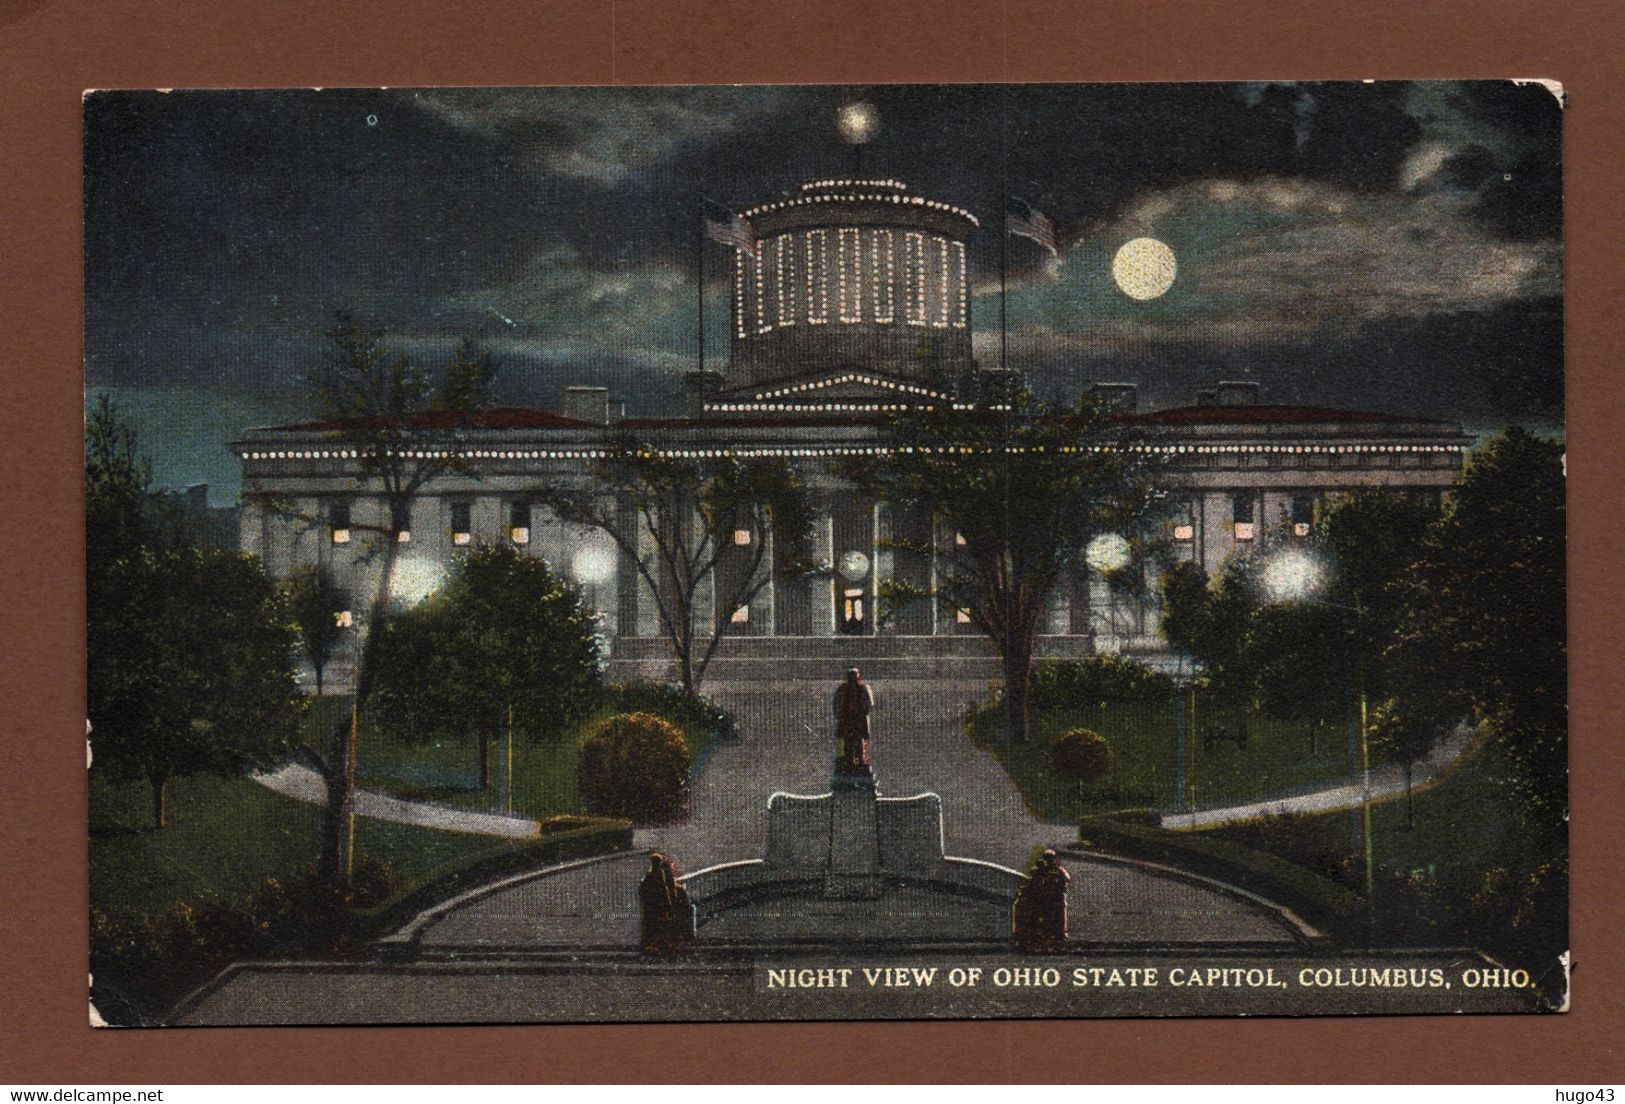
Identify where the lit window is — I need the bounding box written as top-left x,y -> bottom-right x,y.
334,610 -> 353,629
1291,495 -> 1314,538
330,502 -> 351,545
733,528 -> 752,546
1171,503 -> 1194,542
730,606 -> 750,624
956,608 -> 972,624
1232,494 -> 1254,540
397,530 -> 411,544
954,532 -> 967,546
392,505 -> 411,544
450,502 -> 472,545
510,502 -> 531,545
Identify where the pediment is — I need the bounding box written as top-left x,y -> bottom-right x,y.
716,369 -> 953,407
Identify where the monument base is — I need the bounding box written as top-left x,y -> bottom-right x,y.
823,776 -> 881,899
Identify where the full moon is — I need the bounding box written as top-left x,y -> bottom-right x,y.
836,101 -> 878,145
1111,237 -> 1178,300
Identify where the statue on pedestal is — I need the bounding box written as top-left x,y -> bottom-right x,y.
832,667 -> 874,777
1012,849 -> 1071,953
638,852 -> 695,954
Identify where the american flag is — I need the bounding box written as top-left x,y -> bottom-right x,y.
704,201 -> 756,253
1006,196 -> 1062,256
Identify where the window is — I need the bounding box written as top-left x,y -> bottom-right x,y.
733,528 -> 752,546
838,228 -> 862,322
954,531 -> 967,546
956,608 -> 972,624
903,232 -> 928,326
1171,502 -> 1194,542
450,502 -> 472,546
1232,494 -> 1255,541
510,501 -> 531,545
392,503 -> 411,543
730,606 -> 750,624
1291,495 -> 1314,538
870,230 -> 894,322
329,501 -> 351,545
804,229 -> 828,324
334,610 -> 353,629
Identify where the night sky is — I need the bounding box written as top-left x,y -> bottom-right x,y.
83,82 -> 1563,503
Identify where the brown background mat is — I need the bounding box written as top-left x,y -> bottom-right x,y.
2,0 -> 1620,1084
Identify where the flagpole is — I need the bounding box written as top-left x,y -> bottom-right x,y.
697,202 -> 705,377
1000,87 -> 1009,379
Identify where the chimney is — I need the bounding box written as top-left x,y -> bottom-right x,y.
560,385 -> 611,425
1089,382 -> 1138,412
1214,380 -> 1261,406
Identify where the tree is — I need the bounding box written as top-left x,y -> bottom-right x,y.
266,314 -> 496,886
1050,727 -> 1113,808
85,393 -> 153,579
535,445 -> 818,693
284,564 -> 348,697
88,547 -> 305,828
367,544 -> 605,789
1366,695 -> 1453,829
856,391 -> 1155,743
1243,601 -> 1351,753
1389,429 -> 1566,847
1158,559 -> 1209,661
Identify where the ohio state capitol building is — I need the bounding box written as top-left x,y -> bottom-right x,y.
236,178 -> 1470,679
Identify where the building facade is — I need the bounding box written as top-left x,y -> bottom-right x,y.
236,179 -> 1470,677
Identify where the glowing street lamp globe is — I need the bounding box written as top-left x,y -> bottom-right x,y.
571,545 -> 617,586
1085,533 -> 1132,573
1261,548 -> 1326,603
390,556 -> 445,606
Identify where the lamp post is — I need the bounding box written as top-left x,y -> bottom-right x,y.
1260,547 -> 1375,904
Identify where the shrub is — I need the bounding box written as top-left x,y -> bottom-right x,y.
1028,657 -> 1176,711
577,711 -> 692,824
89,858 -> 404,1024
607,682 -> 738,744
1050,728 -> 1113,787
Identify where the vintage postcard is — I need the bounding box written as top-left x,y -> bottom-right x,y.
84,81 -> 1566,1026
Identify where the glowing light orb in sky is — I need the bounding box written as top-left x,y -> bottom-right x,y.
836,101 -> 879,145
1085,533 -> 1132,573
1111,237 -> 1178,300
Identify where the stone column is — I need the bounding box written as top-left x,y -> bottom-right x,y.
811,509 -> 836,636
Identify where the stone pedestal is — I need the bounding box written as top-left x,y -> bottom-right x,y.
823,772 -> 881,899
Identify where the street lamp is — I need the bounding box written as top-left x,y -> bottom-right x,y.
1259,547 -> 1375,905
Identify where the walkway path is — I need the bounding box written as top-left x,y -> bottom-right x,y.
251,763 -> 541,839
1159,720 -> 1479,830
247,677 -> 1308,956
638,679 -> 1053,872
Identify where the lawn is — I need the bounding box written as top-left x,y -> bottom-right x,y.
89,770 -> 530,922
971,696 -> 1375,821
90,685 -> 718,922
354,689 -> 721,819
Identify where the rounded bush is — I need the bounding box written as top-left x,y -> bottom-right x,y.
1050,727 -> 1112,785
577,712 -> 692,825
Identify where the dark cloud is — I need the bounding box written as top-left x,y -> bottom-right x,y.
83,82 -> 1563,502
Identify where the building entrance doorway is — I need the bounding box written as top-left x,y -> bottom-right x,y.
840,588 -> 867,635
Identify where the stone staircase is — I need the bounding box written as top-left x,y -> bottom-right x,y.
606,633 -> 1101,682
